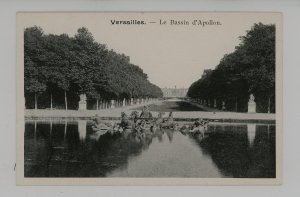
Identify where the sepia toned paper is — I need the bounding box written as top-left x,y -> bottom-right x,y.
16,12 -> 283,185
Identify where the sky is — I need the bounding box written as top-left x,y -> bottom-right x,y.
19,12 -> 279,89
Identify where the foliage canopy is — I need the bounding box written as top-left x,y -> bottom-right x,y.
24,26 -> 162,109
187,23 -> 276,112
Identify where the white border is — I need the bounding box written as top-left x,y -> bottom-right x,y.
16,11 -> 283,186
0,0 -> 299,196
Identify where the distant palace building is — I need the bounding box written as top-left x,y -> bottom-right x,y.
161,86 -> 188,98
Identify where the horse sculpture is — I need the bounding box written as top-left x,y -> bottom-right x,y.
190,119 -> 209,139
160,112 -> 178,129
150,112 -> 164,130
179,118 -> 209,139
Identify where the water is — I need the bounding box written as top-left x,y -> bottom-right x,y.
134,101 -> 205,112
24,120 -> 275,178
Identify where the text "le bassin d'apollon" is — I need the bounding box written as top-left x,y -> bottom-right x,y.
110,19 -> 221,26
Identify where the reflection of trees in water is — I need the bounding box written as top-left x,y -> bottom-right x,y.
61,129 -> 156,177
25,121 -> 163,177
192,124 -> 275,178
25,122 -> 50,177
25,122 -> 81,177
248,125 -> 276,178
196,125 -> 251,178
25,121 -> 274,178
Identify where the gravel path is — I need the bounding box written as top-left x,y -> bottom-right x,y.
25,99 -> 275,122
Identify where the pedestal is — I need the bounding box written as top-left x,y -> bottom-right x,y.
248,102 -> 256,113
78,102 -> 86,110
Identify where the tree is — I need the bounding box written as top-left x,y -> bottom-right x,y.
24,26 -> 47,109
24,26 -> 162,110
187,23 -> 275,113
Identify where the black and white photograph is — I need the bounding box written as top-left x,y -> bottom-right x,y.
16,12 -> 282,185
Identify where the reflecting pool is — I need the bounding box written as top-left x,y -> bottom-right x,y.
24,120 -> 275,178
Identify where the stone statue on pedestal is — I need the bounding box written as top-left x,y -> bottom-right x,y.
111,100 -> 115,108
222,101 -> 226,110
78,94 -> 87,110
130,98 -> 133,105
248,94 -> 256,113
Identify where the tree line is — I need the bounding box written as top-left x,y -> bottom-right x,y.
24,26 -> 162,110
187,23 -> 275,113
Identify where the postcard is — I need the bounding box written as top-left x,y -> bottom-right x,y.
16,12 -> 282,185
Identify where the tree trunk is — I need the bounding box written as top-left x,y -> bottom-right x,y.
96,99 -> 99,110
34,93 -> 37,110
50,93 -> 53,110
64,90 -> 68,110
